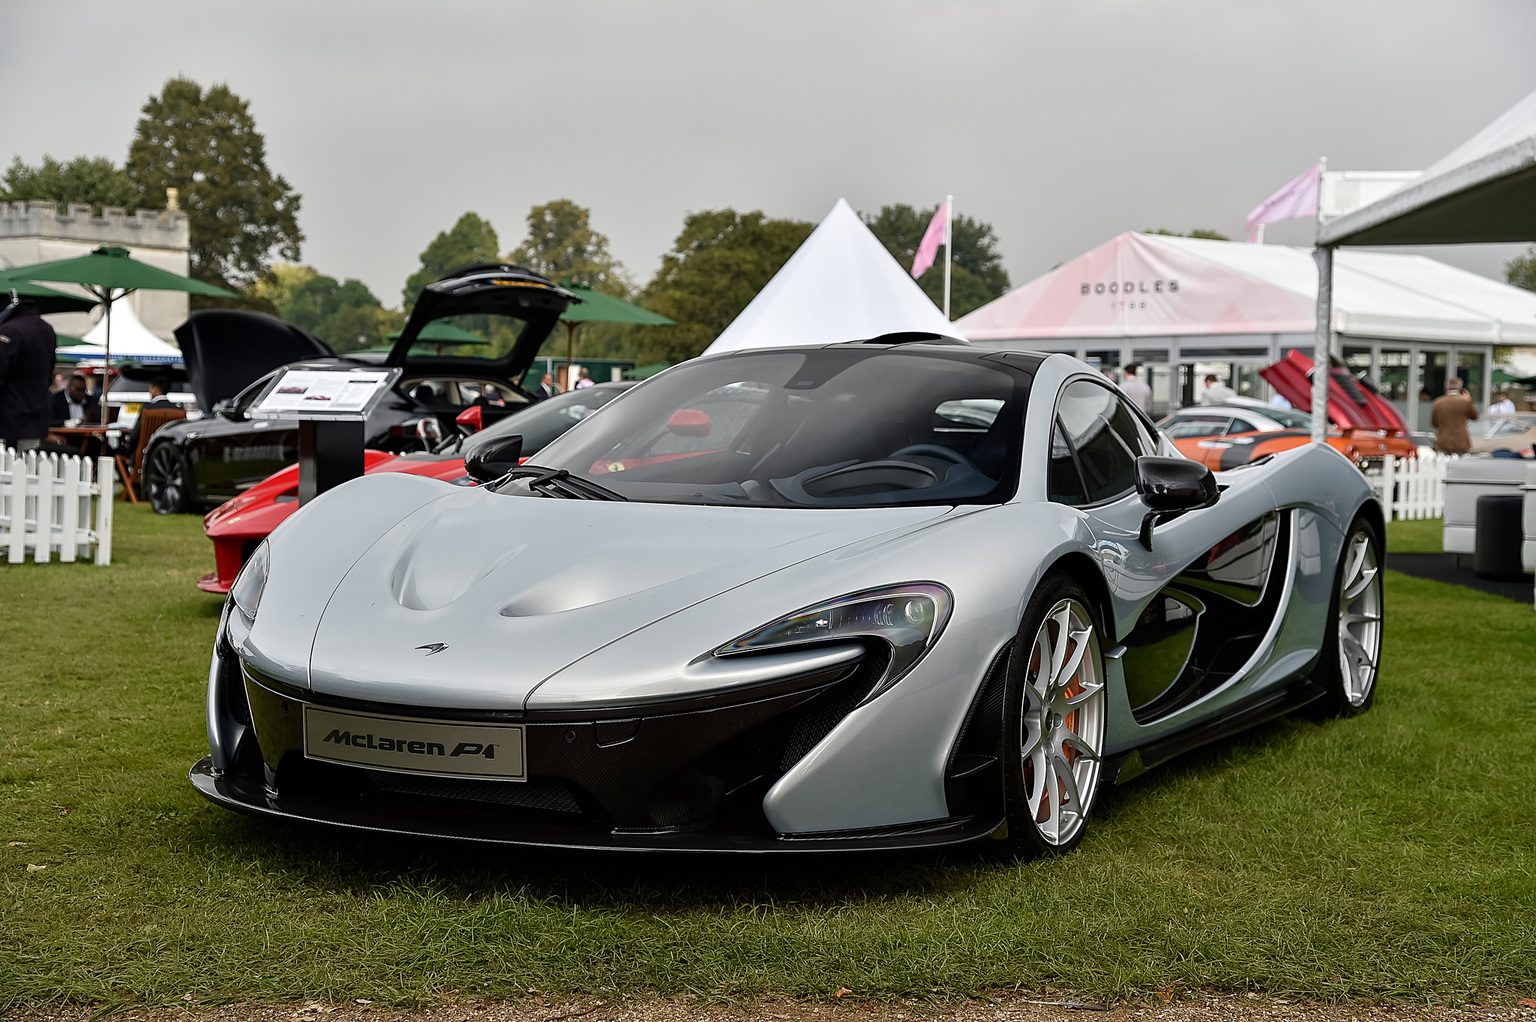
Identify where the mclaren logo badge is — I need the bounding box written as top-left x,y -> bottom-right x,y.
415,642 -> 449,656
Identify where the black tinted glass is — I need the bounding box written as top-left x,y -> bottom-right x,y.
466,386 -> 626,456
523,349 -> 1029,507
1058,380 -> 1141,503
1048,419 -> 1087,504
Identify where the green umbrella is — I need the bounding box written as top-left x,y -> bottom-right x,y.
8,245 -> 236,417
624,362 -> 673,380
0,270 -> 100,315
556,282 -> 673,385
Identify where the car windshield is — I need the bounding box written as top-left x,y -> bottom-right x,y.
1263,406 -> 1312,428
465,386 -> 628,456
509,348 -> 1028,507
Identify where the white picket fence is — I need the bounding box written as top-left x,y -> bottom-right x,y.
0,449 -> 113,565
1365,450 -> 1453,521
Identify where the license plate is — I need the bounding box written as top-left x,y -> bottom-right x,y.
302,705 -> 526,781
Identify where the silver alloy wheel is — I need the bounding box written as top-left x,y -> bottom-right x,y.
1336,530 -> 1383,707
1020,598 -> 1106,846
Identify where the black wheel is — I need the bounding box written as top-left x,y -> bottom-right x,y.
142,443 -> 192,515
1311,517 -> 1383,717
997,572 -> 1108,859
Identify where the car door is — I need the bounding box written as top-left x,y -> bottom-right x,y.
184,372 -> 299,502
1048,379 -> 1283,724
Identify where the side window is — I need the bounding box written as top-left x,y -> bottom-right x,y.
1161,415 -> 1231,440
1056,380 -> 1144,503
1228,417 -> 1258,434
1048,421 -> 1087,504
234,372 -> 278,415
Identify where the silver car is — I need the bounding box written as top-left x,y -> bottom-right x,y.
193,337 -> 1384,857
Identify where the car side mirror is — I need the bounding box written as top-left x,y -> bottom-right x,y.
455,405 -> 484,433
465,434 -> 523,483
666,409 -> 711,438
215,400 -> 244,421
1135,456 -> 1218,549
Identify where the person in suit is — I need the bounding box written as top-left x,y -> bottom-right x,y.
1430,377 -> 1478,454
532,372 -> 560,400
121,376 -> 177,459
49,373 -> 101,427
0,299 -> 57,451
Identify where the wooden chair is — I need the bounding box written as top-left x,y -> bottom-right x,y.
116,406 -> 187,503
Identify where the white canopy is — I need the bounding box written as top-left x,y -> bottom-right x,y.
1317,87 -> 1536,246
66,300 -> 184,363
703,198 -> 957,355
955,231 -> 1536,346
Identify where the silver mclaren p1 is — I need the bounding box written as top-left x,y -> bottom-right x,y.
192,336 -> 1385,856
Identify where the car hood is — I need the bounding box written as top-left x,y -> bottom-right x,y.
307,489 -> 953,710
1260,350 -> 1409,433
175,310 -> 335,411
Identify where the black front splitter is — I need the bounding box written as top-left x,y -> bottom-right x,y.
189,758 -> 1002,855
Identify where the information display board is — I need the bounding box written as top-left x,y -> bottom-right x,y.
249,366 -> 401,421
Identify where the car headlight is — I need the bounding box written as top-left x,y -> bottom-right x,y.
715,583 -> 952,700
230,540 -> 270,622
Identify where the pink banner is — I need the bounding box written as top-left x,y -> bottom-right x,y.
911,202 -> 947,279
1245,164 -> 1320,241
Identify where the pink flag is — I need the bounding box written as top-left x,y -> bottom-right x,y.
911,202 -> 947,278
1245,164 -> 1320,242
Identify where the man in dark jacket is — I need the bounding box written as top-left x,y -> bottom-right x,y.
0,299 -> 58,451
49,373 -> 102,426
121,376 -> 177,457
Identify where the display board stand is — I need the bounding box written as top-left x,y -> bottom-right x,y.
247,365 -> 400,504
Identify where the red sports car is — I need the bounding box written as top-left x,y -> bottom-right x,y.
198,382 -> 633,593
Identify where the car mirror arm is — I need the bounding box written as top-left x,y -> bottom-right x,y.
1134,456 -> 1219,549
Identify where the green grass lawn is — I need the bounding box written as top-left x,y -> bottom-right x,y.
2,508 -> 1533,1009
1385,516 -> 1444,554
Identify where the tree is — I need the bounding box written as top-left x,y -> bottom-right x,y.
508,199 -> 630,293
1,155 -> 141,214
862,204 -> 1012,319
629,209 -> 813,364
126,77 -> 302,295
247,262 -> 317,318
1507,246 -> 1536,292
278,272 -> 391,352
1146,227 -> 1230,240
402,212 -> 500,308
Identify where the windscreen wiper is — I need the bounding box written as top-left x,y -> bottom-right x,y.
501,466 -> 628,502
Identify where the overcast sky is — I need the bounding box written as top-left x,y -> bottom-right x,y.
4,0 -> 1533,308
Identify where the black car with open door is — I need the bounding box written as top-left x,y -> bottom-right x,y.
140,265 -> 574,513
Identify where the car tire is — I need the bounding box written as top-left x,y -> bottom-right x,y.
997,572 -> 1109,858
142,443 -> 192,515
1311,517 -> 1383,717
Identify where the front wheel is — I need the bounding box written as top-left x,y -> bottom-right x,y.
142,443 -> 192,515
997,574 -> 1108,858
1313,518 -> 1384,716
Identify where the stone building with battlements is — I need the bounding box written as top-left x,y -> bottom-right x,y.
0,197 -> 191,342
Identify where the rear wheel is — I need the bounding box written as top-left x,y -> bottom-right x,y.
143,443 -> 191,515
1313,519 -> 1383,716
997,574 -> 1108,858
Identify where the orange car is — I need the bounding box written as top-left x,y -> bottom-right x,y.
1160,353 -> 1418,470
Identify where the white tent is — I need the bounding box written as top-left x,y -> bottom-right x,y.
64,300 -> 183,363
703,198 -> 956,355
1318,87 -> 1536,246
956,231 -> 1536,346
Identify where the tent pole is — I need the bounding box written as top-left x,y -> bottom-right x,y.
102,287 -> 113,430
1312,245 -> 1333,444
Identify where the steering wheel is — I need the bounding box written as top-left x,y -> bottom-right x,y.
887,444 -> 978,471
